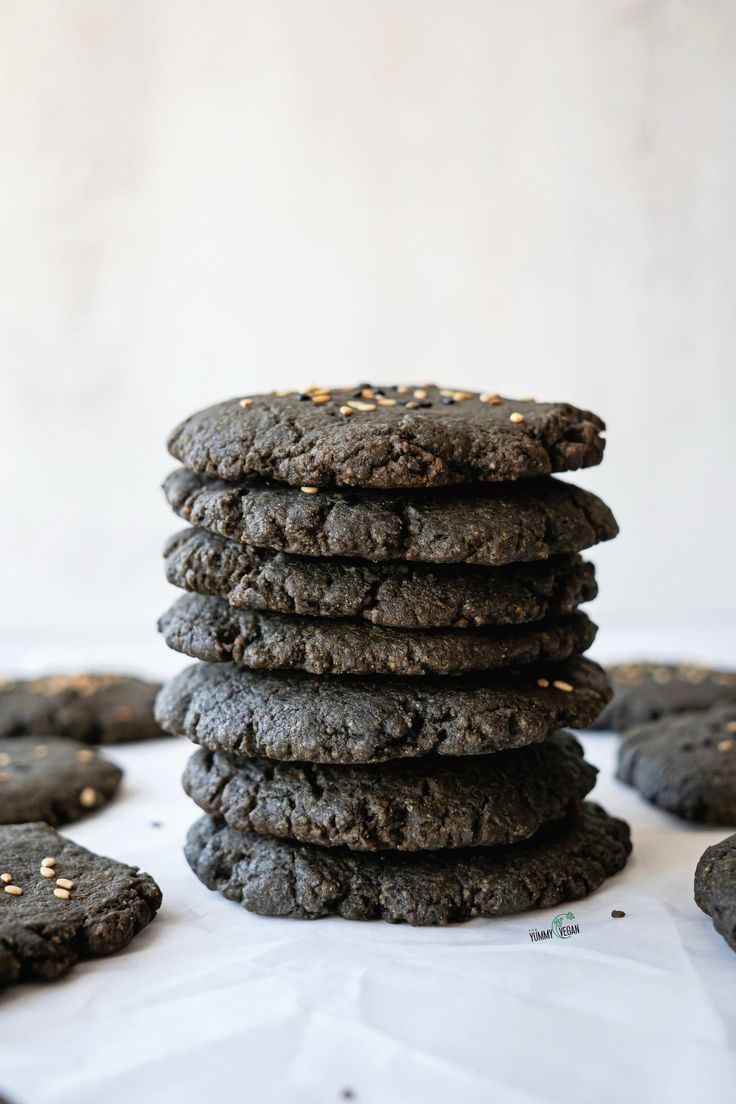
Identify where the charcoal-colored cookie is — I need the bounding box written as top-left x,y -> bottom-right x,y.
185,802 -> 631,924
616,705 -> 736,823
695,833 -> 736,953
0,673 -> 165,744
159,594 -> 597,676
0,736 -> 122,826
592,662 -> 736,731
164,469 -> 618,567
168,388 -> 606,490
164,528 -> 597,629
182,731 -> 597,851
155,657 -> 611,763
0,822 -> 162,983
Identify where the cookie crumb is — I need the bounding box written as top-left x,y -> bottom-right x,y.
239,398 -> 254,408
339,406 -> 353,417
536,678 -> 550,688
611,909 -> 626,918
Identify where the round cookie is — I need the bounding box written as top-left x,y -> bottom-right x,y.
182,731 -> 597,851
593,662 -> 736,731
0,821 -> 162,983
616,704 -> 736,823
155,657 -> 612,764
185,802 -> 631,925
164,468 -> 618,567
167,387 -> 606,490
164,529 -> 597,629
0,673 -> 165,744
695,833 -> 736,953
158,594 -> 597,677
0,736 -> 122,826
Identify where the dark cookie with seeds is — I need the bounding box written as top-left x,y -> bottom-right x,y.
0,737 -> 122,826
592,662 -> 736,731
168,388 -> 606,490
0,673 -> 166,744
155,657 -> 611,764
695,833 -> 736,953
185,802 -> 631,925
164,468 -> 618,566
0,821 -> 161,983
164,528 -> 597,629
616,704 -> 736,823
158,594 -> 597,677
182,731 -> 597,851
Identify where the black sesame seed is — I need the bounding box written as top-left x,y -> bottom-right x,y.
298,393 -> 311,401
441,397 -> 455,404
419,401 -> 433,408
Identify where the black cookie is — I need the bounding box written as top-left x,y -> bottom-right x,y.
183,731 -> 597,851
158,594 -> 597,677
155,657 -> 611,763
168,388 -> 606,490
593,662 -> 736,731
616,704 -> 736,823
164,469 -> 618,566
0,673 -> 165,744
695,833 -> 736,953
185,802 -> 630,925
164,528 -> 597,630
0,737 -> 122,826
0,822 -> 162,983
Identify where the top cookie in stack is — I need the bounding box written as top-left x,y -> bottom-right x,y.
157,386 -> 630,925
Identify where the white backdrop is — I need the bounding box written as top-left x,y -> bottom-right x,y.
1,0 -> 735,644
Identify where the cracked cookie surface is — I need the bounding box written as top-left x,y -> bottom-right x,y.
185,802 -> 631,924
182,731 -> 597,851
158,594 -> 597,676
0,822 -> 162,983
164,528 -> 597,629
163,469 -> 617,567
167,388 -> 606,489
155,657 -> 611,763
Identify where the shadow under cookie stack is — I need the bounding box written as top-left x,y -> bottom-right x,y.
156,385 -> 631,925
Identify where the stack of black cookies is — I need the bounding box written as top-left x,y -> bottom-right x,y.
156,385 -> 631,925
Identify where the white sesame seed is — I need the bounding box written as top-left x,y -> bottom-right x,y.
726,721 -> 736,733
552,680 -> 574,693
0,873 -> 12,884
239,398 -> 254,408
339,405 -> 353,416
53,888 -> 71,900
404,401 -> 419,409
413,389 -> 428,400
4,885 -> 22,896
76,749 -> 95,763
79,787 -> 98,808
310,394 -> 331,404
377,397 -> 397,406
536,678 -> 550,688
33,745 -> 48,759
509,412 -> 525,424
0,773 -> 8,783
347,401 -> 376,412
40,867 -> 55,878
41,857 -> 56,868
718,740 -> 734,752
300,486 -> 319,494
273,389 -> 291,397
56,878 -> 74,890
